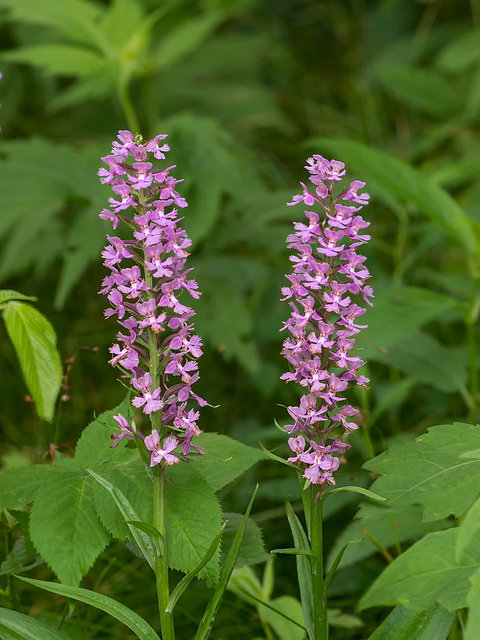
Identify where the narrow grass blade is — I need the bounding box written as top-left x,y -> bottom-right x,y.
0,607 -> 71,640
285,499 -> 314,640
86,469 -> 155,570
194,485 -> 259,640
323,539 -> 361,594
14,576 -> 160,640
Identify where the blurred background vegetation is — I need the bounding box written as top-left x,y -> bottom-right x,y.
1,0 -> 480,637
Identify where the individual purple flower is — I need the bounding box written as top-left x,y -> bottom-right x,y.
281,154 -> 373,486
99,131 -> 205,463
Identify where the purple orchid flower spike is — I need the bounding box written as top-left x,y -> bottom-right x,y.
281,154 -> 373,487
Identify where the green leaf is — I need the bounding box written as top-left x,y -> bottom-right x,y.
2,301 -> 62,422
99,0 -> 145,54
86,469 -> 155,571
360,423 -> 480,521
357,286 -> 457,362
0,607 -> 75,640
190,432 -> 266,490
0,289 -> 37,304
222,513 -> 269,567
374,64 -> 462,118
358,526 -> 480,611
437,28 -> 480,72
285,499 -> 314,640
260,595 -> 306,640
166,464 -> 222,587
154,12 -> 225,72
327,486 -> 386,502
1,45 -> 106,76
327,505 -> 451,571
367,604 -> 455,640
29,459 -> 110,586
195,485 -> 258,640
15,576 -> 160,640
465,569 -> 480,640
310,138 -> 480,259
0,465 -> 59,511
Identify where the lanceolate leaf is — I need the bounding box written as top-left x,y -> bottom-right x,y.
15,576 -> 160,640
0,289 -> 37,304
2,301 -> 62,422
360,423 -> 480,521
0,607 -> 75,640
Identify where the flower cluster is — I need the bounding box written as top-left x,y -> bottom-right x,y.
99,130 -> 206,467
281,155 -> 373,486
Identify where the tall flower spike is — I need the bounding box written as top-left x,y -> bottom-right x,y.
281,154 -> 373,487
99,131 -> 206,466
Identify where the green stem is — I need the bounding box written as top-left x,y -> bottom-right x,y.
310,488 -> 328,640
153,464 -> 175,640
119,76 -> 141,134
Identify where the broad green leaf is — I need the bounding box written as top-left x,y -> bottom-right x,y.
190,432 -> 266,490
260,595 -> 306,640
99,0 -> 145,53
328,608 -> 364,629
368,604 -> 455,640
0,465 -> 61,510
0,607 -> 75,640
456,495 -> 480,559
166,464 -> 222,587
372,331 -> 468,393
310,138 -> 480,259
360,423 -> 480,521
437,28 -> 480,71
87,469 -> 155,571
1,45 -> 106,77
327,505 -> 451,571
15,576 -> 160,640
359,526 -> 480,612
73,394 -> 133,469
29,459 -> 110,586
285,500 -> 314,640
222,513 -> 269,567
154,12 -> 225,72
0,0 -> 103,48
374,64 -> 462,117
2,302 -> 62,422
465,569 -> 480,640
0,290 -> 37,304
357,286 -> 457,361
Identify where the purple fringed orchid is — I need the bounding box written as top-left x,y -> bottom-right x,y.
281,155 -> 373,487
99,130 -> 206,467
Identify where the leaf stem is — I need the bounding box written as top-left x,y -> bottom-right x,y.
310,487 -> 328,640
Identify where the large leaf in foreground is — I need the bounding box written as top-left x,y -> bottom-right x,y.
368,604 -> 454,640
360,423 -> 480,521
359,527 -> 480,612
29,459 -> 110,586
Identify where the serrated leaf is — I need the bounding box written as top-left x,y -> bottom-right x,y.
310,138 -> 479,258
0,607 -> 74,640
29,459 -> 110,586
165,464 -> 222,587
222,513 -> 269,567
360,423 -> 480,521
14,576 -> 160,640
1,44 -> 106,77
0,465 -> 61,510
368,604 -> 454,640
359,526 -> 480,612
2,302 -> 62,422
190,432 -> 266,491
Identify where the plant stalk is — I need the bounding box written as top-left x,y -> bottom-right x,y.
310,487 -> 328,640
